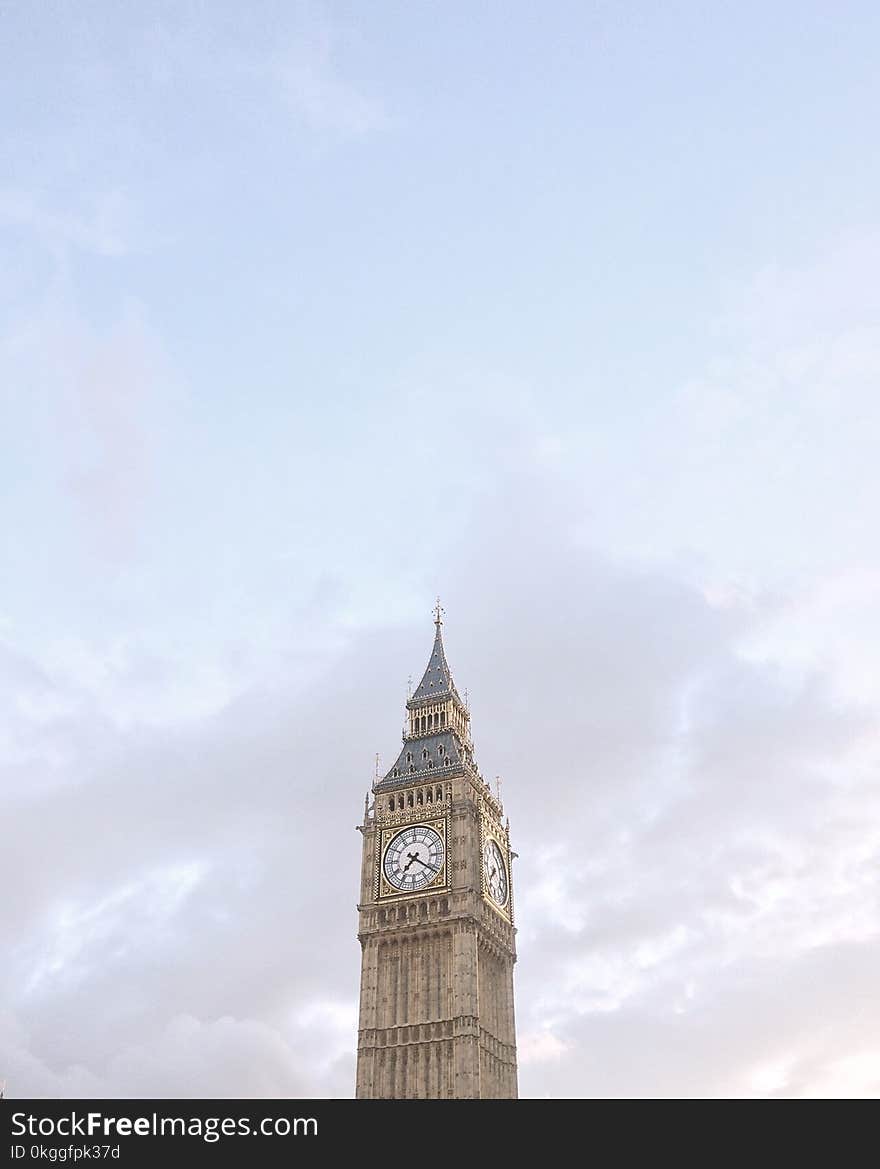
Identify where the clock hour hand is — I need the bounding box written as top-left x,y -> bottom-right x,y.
402,849 -> 438,875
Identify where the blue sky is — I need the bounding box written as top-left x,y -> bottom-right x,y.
2,2 -> 879,1097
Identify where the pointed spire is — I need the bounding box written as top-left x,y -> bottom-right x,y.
410,604 -> 461,703
376,605 -> 475,790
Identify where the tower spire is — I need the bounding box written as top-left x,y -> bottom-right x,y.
408,603 -> 461,704
375,604 -> 474,789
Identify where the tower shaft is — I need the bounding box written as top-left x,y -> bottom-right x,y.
355,617 -> 517,1099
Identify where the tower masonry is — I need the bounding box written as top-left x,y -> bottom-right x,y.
355,607 -> 518,1099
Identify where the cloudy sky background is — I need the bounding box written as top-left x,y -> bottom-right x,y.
2,1 -> 879,1097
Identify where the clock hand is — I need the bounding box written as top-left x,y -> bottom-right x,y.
402,852 -> 421,873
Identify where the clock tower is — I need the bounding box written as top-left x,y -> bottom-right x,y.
355,607 -> 518,1099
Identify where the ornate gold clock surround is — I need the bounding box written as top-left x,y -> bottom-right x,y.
376,813 -> 449,901
480,811 -> 513,924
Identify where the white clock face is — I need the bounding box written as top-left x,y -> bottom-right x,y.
383,824 -> 445,892
483,838 -> 508,907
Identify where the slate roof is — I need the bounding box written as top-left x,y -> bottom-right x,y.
377,729 -> 466,790
409,625 -> 462,705
375,619 -> 473,791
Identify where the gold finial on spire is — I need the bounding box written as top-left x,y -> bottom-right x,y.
434,597 -> 444,628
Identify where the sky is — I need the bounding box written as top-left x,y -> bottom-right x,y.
2,1 -> 879,1098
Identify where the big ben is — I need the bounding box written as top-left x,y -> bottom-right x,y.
355,605 -> 518,1099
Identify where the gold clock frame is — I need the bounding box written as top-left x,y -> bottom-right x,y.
480,817 -> 513,922
375,816 -> 449,901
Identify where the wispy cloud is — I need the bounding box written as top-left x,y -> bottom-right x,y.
272,24 -> 392,136
0,189 -> 132,258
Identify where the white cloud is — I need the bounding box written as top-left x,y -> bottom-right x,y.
0,189 -> 132,258
274,35 -> 391,136
1,16 -> 878,1097
2,466 -> 877,1097
519,1031 -> 570,1066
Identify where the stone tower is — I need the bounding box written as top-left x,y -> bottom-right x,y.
355,607 -> 518,1099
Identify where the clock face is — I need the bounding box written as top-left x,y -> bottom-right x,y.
383,824 -> 445,893
483,838 -> 508,907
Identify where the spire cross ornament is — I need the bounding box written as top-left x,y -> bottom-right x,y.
434,597 -> 444,628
